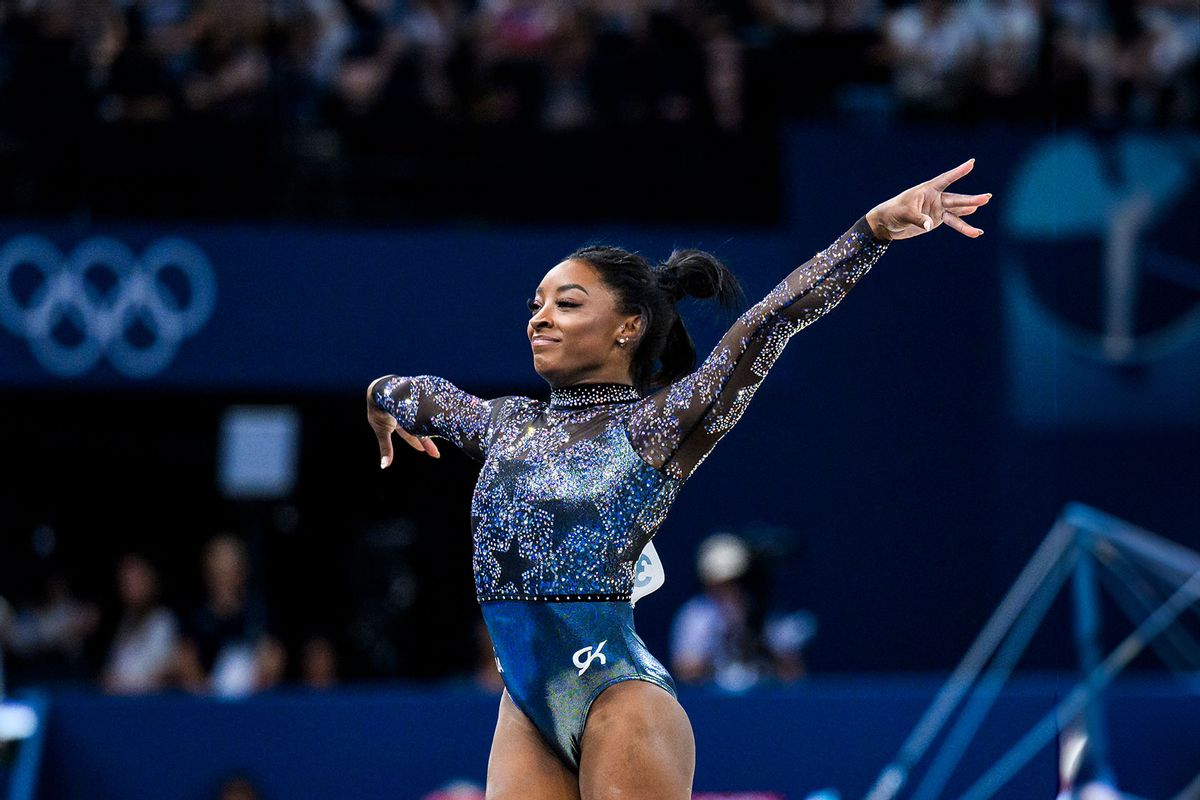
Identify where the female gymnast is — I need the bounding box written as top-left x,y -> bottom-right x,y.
366,159 -> 990,799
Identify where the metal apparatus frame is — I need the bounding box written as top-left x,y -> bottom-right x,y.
863,503 -> 1200,800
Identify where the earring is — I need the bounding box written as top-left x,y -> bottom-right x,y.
618,337 -> 628,346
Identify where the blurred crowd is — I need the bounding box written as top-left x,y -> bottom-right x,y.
0,527 -> 812,697
0,535 -> 337,697
0,0 -> 1195,138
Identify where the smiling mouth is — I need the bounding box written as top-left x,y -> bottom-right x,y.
531,337 -> 559,346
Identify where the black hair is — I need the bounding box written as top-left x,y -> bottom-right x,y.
565,243 -> 746,394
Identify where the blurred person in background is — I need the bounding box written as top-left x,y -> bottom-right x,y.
175,534 -> 285,697
1095,0 -> 1199,127
671,532 -> 816,690
3,568 -> 99,687
764,608 -> 817,682
882,0 -> 981,118
368,160 -> 989,797
670,533 -> 764,690
216,773 -> 262,800
182,0 -> 273,120
0,596 -> 13,672
299,633 -> 340,690
967,0 -> 1042,120
328,0 -> 410,123
101,553 -> 180,694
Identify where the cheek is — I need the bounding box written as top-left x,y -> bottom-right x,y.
569,316 -> 607,346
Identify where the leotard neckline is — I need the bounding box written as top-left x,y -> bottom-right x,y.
548,382 -> 641,410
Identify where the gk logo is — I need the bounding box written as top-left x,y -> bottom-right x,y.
572,640 -> 608,676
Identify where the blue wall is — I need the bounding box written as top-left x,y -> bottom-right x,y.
35,678 -> 1200,800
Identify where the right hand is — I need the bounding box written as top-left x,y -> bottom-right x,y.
367,378 -> 441,467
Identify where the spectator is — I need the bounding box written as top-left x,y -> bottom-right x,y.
763,608 -> 817,681
882,0 -> 981,117
299,634 -> 340,689
95,1 -> 181,123
969,0 -> 1042,119
0,595 -> 13,667
102,553 -> 180,694
1108,0 -> 1199,126
181,0 -> 273,120
671,532 -> 817,690
328,0 -> 408,122
473,0 -> 563,125
670,533 -> 766,691
175,534 -> 285,697
4,569 -> 99,686
217,774 -> 262,800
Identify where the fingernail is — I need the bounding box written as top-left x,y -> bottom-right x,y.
923,219 -> 932,232
380,457 -> 388,469
986,193 -> 993,198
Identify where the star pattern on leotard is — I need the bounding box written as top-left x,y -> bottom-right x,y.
493,535 -> 534,590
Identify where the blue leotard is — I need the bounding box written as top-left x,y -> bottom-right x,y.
373,217 -> 889,769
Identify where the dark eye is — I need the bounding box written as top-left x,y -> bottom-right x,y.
527,298 -> 540,314
556,301 -> 579,309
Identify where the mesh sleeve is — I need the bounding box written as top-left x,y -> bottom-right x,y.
627,217 -> 890,480
372,375 -> 505,463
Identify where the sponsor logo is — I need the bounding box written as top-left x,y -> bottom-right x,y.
572,640 -> 607,676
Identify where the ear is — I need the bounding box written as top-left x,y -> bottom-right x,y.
620,312 -> 644,341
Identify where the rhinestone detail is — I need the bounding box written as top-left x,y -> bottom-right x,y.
548,382 -> 641,410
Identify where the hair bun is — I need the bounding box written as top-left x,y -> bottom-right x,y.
655,266 -> 687,302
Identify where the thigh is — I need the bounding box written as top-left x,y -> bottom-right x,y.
486,690 -> 581,800
577,680 -> 696,800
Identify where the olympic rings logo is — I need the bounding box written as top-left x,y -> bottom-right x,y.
0,235 -> 216,378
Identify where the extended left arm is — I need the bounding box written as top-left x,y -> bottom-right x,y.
627,159 -> 991,481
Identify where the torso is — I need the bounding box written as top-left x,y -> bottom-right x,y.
471,395 -> 681,602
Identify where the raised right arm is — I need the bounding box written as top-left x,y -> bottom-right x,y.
369,375 -> 505,464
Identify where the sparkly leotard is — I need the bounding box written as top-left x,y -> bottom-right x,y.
373,217 -> 889,769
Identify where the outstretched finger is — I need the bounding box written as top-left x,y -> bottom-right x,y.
398,428 -> 441,459
930,158 -> 975,191
377,428 -> 395,469
942,210 -> 983,237
942,192 -> 991,208
421,437 -> 441,459
396,428 -> 425,452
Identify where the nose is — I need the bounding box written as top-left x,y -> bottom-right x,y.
530,306 -> 553,331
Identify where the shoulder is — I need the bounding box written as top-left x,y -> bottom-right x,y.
488,394 -> 540,416
484,394 -> 543,431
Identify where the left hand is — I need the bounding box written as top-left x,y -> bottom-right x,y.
866,159 -> 991,241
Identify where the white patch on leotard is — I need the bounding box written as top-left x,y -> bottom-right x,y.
630,540 -> 665,607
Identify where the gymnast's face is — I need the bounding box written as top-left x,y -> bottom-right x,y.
527,259 -> 640,388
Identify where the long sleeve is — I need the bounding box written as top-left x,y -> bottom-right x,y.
627,217 -> 890,481
372,375 -> 507,463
